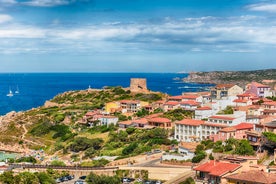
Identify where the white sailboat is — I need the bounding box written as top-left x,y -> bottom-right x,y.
15,85 -> 19,94
7,87 -> 13,97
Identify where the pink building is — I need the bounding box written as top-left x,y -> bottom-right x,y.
211,123 -> 253,142
246,82 -> 271,97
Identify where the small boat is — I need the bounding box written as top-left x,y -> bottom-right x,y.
15,86 -> 19,94
7,88 -> 13,97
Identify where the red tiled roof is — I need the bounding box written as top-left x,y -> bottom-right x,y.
118,120 -> 133,125
132,118 -> 148,124
263,101 -> 276,106
180,100 -> 199,106
182,95 -> 198,99
148,117 -> 171,123
164,101 -> 179,106
225,170 -> 276,184
251,82 -> 270,88
220,127 -> 236,132
209,116 -> 235,121
196,106 -> 212,110
144,113 -> 163,119
168,95 -> 183,100
194,160 -> 241,177
237,93 -> 252,97
233,99 -> 248,103
175,119 -> 204,126
215,84 -> 235,89
234,122 -> 253,130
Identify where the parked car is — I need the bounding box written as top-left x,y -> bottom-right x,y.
79,175 -> 87,180
75,180 -> 84,184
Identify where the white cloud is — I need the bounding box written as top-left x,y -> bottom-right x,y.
0,0 -> 17,4
247,3 -> 276,13
23,0 -> 73,7
0,14 -> 12,23
0,16 -> 276,54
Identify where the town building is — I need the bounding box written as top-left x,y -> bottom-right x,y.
147,117 -> 172,128
194,106 -> 214,120
246,82 -> 271,97
174,119 -> 227,142
225,170 -> 276,184
194,160 -> 241,184
211,123 -> 254,142
210,84 -> 243,100
207,111 -> 246,126
120,100 -> 141,113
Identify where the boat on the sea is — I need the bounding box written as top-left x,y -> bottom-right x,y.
7,87 -> 13,97
15,85 -> 19,94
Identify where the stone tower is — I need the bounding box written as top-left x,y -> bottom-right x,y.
130,78 -> 148,93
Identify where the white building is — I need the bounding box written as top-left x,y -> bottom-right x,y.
174,119 -> 227,142
208,111 -> 246,126
194,106 -> 214,120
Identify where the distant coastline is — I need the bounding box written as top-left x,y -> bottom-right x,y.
183,69 -> 276,88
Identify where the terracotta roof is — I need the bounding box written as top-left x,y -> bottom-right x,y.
209,115 -> 235,121
220,127 -> 236,132
194,160 -> 241,177
182,95 -> 198,99
144,113 -> 163,119
175,119 -> 204,126
215,84 -> 235,89
196,106 -> 212,110
118,120 -> 132,125
225,170 -> 276,184
164,101 -> 179,105
234,122 -> 253,130
148,117 -> 171,123
180,100 -> 199,106
237,93 -> 252,97
179,142 -> 199,152
263,101 -> 276,106
132,118 -> 148,124
233,99 -> 248,103
168,95 -> 183,100
251,82 -> 270,88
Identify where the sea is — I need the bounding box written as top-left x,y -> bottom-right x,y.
0,73 -> 213,116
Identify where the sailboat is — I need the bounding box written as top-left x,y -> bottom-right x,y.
7,87 -> 13,97
15,85 -> 19,94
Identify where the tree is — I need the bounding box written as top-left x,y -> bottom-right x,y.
36,172 -> 56,184
180,177 -> 195,184
17,172 -> 40,184
86,172 -> 121,184
0,171 -> 15,184
50,160 -> 66,166
234,140 -> 254,155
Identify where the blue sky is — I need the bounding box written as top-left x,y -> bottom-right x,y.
0,0 -> 276,72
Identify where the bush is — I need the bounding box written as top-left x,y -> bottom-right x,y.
122,142 -> 138,155
50,160 -> 66,166
69,137 -> 104,152
16,156 -> 37,164
86,172 -> 121,184
192,151 -> 206,163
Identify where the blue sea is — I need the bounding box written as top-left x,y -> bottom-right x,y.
0,73 -> 213,115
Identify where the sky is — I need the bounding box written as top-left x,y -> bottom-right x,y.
0,0 -> 276,72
